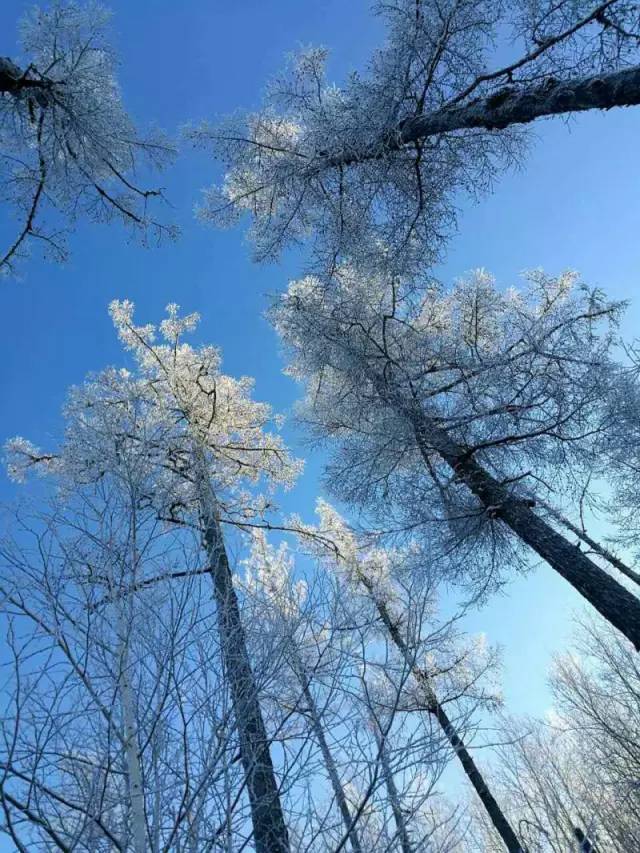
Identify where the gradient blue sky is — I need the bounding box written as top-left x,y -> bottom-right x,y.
1,0 -> 639,807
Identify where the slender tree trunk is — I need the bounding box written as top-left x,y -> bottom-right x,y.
370,720 -> 414,853
406,408 -> 640,649
360,577 -> 524,853
117,614 -> 147,853
196,457 -> 290,853
538,500 -> 640,589
323,65 -> 640,167
290,650 -> 363,853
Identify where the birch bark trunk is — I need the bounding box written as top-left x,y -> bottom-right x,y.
117,612 -> 147,853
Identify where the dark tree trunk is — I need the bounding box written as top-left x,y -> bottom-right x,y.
198,473 -> 290,853
0,58 -> 52,104
540,500 -> 640,589
409,411 -> 640,650
323,65 -> 640,167
362,579 -> 524,853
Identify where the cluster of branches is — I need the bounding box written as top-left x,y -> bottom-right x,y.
0,1 -> 177,276
2,1 -> 640,852
1,303 -> 501,851
2,299 -> 639,852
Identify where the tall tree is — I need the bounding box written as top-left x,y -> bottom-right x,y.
190,0 -> 640,275
0,1 -> 176,276
6,300 -> 302,852
273,267 -> 640,648
0,479 -> 241,850
242,532 -> 366,853
298,499 -> 525,853
468,619 -> 640,852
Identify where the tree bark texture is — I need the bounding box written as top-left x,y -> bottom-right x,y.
197,468 -> 290,853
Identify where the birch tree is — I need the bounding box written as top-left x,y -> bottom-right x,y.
6,300 -> 302,852
272,267 -> 640,649
190,0 -> 640,275
0,1 -> 176,276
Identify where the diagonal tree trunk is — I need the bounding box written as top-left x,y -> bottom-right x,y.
196,461 -> 290,853
403,405 -> 640,650
370,588 -> 523,852
370,718 -> 414,853
538,499 -> 640,589
323,65 -> 640,167
356,574 -> 524,853
290,648 -> 363,853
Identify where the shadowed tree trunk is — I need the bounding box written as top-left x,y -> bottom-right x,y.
197,463 -> 290,853
401,403 -> 640,650
355,574 -> 524,853
323,65 -> 640,167
539,500 -> 640,589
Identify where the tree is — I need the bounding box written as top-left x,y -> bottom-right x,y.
468,619 -> 640,852
242,532 -> 367,853
272,266 -> 640,648
296,499 -> 524,853
0,477 -> 242,850
189,0 -> 640,276
6,299 -> 302,852
241,527 -> 464,852
0,1 -> 177,276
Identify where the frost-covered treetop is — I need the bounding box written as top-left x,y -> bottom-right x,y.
189,0 -> 640,276
242,531 -> 307,620
6,302 -> 302,524
272,267 -> 624,574
109,299 -> 302,489
295,498 -> 397,608
0,1 -> 176,275
300,500 -> 503,714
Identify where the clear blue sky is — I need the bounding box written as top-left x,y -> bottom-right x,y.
1,0 -> 639,812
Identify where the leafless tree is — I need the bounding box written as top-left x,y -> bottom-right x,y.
468,619 -> 640,852
0,1 -> 177,276
190,0 -> 640,276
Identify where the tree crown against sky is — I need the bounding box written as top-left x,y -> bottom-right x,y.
0,492 -> 237,852
6,300 -> 302,530
0,0 -> 177,277
272,266 -> 624,590
469,618 -> 640,852
190,0 -> 640,278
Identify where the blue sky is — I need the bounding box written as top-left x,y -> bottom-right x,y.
1,0 -> 640,812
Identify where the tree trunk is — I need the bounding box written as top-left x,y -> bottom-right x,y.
323,65 -> 640,167
408,410 -> 640,650
196,463 -> 290,853
370,720 -> 414,853
360,578 -> 524,853
117,615 -> 147,853
291,651 -> 363,853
